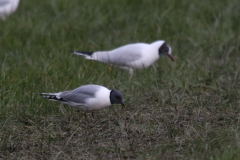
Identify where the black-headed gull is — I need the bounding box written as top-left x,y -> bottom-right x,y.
0,0 -> 20,20
72,40 -> 174,74
40,84 -> 125,115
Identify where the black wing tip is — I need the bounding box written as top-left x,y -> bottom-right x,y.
42,95 -> 67,102
38,93 -> 51,96
70,50 -> 94,55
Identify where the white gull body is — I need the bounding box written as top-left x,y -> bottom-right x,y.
0,0 -> 20,20
40,84 -> 125,111
72,40 -> 174,74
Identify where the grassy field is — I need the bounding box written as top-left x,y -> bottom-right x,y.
1,0 -> 240,159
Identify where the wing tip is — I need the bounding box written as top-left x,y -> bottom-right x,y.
70,51 -> 93,56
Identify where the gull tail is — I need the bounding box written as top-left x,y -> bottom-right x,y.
71,51 -> 94,60
39,93 -> 66,102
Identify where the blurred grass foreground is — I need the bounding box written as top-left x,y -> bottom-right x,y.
0,0 -> 240,159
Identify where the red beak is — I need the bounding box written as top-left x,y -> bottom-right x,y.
167,54 -> 175,61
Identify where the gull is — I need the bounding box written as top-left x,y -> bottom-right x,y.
40,84 -> 125,117
72,40 -> 174,74
0,0 -> 20,20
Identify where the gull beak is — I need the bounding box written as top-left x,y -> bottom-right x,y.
167,54 -> 175,61
121,102 -> 126,109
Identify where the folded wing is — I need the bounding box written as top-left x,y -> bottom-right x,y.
92,43 -> 145,66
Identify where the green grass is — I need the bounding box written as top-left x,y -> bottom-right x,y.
0,0 -> 240,159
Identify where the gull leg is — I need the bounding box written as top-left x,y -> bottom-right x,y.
129,68 -> 134,75
0,15 -> 6,21
83,112 -> 87,119
59,103 -> 66,114
75,110 -> 82,117
152,64 -> 157,72
122,106 -> 126,110
128,68 -> 134,79
119,66 -> 134,75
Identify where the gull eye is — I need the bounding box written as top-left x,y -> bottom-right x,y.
165,47 -> 169,52
116,96 -> 121,100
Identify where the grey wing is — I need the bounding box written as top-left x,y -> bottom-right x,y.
59,85 -> 102,104
0,1 -> 10,6
93,43 -> 145,66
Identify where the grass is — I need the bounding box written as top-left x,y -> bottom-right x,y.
0,0 -> 240,159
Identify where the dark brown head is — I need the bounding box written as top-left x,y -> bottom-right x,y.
110,89 -> 125,108
158,42 -> 174,61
